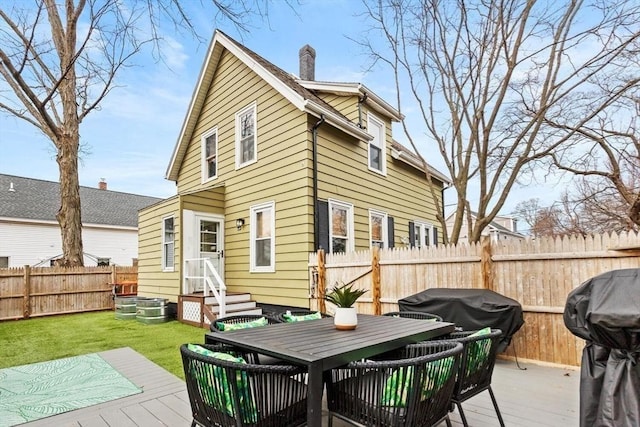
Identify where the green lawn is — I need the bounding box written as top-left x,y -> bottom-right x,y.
0,311 -> 206,380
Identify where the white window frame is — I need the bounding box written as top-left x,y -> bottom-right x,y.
329,199 -> 355,253
250,201 -> 275,272
413,221 -> 437,248
367,113 -> 387,175
201,127 -> 218,183
235,102 -> 258,169
162,216 -> 175,272
369,209 -> 388,248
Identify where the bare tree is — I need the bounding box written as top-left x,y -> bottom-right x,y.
544,92 -> 640,227
512,198 -> 542,235
0,0 -> 282,266
360,0 -> 640,244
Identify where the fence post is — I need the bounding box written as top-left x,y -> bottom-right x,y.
111,264 -> 117,284
481,236 -> 494,290
318,250 -> 326,313
23,265 -> 31,319
372,246 -> 381,315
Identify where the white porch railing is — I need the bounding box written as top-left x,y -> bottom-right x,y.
183,258 -> 227,317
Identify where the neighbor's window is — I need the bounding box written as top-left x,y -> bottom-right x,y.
201,128 -> 218,182
0,256 -> 8,268
367,113 -> 386,175
250,201 -> 275,272
412,221 -> 437,248
369,210 -> 388,248
329,199 -> 354,253
235,102 -> 257,168
162,216 -> 175,271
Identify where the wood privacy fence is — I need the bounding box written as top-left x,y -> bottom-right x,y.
0,265 -> 138,321
308,231 -> 640,367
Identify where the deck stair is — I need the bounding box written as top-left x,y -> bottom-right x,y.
178,292 -> 262,328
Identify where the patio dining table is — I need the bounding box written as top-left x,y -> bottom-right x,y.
205,313 -> 455,427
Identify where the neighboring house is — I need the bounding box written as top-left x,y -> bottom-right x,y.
445,211 -> 525,244
137,30 -> 449,316
0,174 -> 161,267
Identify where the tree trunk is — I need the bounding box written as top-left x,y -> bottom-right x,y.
55,133 -> 84,267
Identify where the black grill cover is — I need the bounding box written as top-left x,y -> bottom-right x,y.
398,288 -> 524,352
564,268 -> 640,427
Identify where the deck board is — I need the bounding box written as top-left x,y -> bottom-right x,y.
19,347 -> 580,427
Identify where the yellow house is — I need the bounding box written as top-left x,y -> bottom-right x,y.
137,30 -> 449,325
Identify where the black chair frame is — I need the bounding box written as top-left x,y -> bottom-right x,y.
439,328 -> 505,427
181,343 -> 308,427
326,340 -> 463,427
277,310 -> 332,323
383,311 -> 444,322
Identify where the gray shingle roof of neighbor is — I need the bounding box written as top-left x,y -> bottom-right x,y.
0,174 -> 162,227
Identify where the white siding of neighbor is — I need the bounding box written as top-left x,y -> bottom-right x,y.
0,221 -> 139,267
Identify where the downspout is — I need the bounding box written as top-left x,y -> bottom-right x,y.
312,114 -> 325,250
357,93 -> 368,128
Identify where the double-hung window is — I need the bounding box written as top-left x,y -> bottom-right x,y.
367,113 -> 386,175
329,199 -> 354,253
162,216 -> 175,271
410,221 -> 437,248
235,102 -> 257,168
201,128 -> 218,182
369,210 -> 388,248
250,201 -> 275,272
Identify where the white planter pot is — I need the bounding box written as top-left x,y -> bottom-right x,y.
334,307 -> 358,330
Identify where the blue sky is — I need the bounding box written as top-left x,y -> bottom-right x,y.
0,0 -> 563,216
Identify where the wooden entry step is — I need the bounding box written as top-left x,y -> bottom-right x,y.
178,292 -> 262,328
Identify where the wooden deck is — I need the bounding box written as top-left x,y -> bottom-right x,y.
20,347 -> 580,426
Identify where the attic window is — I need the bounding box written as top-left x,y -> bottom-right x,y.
201,127 -> 218,182
235,102 -> 257,169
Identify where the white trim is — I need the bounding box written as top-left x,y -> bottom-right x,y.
369,209 -> 388,248
235,102 -> 258,169
328,199 -> 355,253
162,215 -> 176,272
201,127 -> 218,183
304,100 -> 373,142
390,146 -> 451,184
250,201 -> 275,272
367,113 -> 387,176
412,220 -> 436,248
0,217 -> 137,231
297,81 -> 403,121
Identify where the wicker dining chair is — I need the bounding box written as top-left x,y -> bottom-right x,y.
277,310 -> 332,323
209,314 -> 282,332
326,340 -> 463,427
181,343 -> 308,427
441,328 -> 505,427
383,311 -> 444,322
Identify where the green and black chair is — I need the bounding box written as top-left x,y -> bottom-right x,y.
181,343 -> 308,427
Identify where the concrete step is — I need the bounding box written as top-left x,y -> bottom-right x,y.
204,292 -> 252,305
208,301 -> 257,313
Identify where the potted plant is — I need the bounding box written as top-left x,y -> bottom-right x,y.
324,282 -> 367,330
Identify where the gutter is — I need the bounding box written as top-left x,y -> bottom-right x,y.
312,114 -> 325,250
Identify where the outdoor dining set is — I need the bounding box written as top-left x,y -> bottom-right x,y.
180,309 -> 506,427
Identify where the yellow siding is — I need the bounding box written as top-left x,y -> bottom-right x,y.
137,197 -> 181,302
317,93 -> 361,124
174,49 -> 313,307
315,107 -> 443,249
158,46 -> 443,309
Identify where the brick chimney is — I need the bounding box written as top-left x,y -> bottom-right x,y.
98,179 -> 107,190
299,45 -> 316,81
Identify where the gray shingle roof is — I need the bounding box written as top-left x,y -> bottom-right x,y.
0,174 -> 162,227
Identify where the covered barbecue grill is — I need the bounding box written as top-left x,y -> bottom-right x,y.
398,288 -> 524,352
564,268 -> 640,427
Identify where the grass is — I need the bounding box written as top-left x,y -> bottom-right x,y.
0,311 -> 205,379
